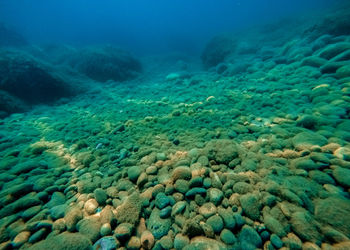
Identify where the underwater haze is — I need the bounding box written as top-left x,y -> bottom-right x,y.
0,0 -> 340,54
0,0 -> 350,249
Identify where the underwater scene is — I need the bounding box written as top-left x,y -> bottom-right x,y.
0,0 -> 350,249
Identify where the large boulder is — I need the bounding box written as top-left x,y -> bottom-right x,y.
68,46 -> 142,82
0,50 -> 73,105
201,35 -> 236,69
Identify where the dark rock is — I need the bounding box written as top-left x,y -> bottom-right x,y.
0,50 -> 73,105
147,208 -> 171,239
69,46 -> 141,82
201,35 -> 236,69
238,225 -> 262,249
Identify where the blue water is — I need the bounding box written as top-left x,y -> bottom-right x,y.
0,0 -> 350,249
0,0 -> 338,54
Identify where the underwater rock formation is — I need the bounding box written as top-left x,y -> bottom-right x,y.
0,50 -> 73,107
68,46 -> 142,82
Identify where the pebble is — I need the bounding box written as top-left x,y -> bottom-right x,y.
199,202 -> 217,218
93,236 -> 119,250
160,206 -> 172,218
271,234 -> 284,248
94,188 -> 107,205
185,187 -> 206,198
171,201 -> 186,216
155,193 -> 170,209
127,236 -> 141,249
84,199 -> 98,215
208,188 -> 224,205
174,234 -> 190,250
220,229 -> 236,245
100,223 -> 112,236
174,179 -> 190,194
206,215 -> 224,233
141,230 -> 155,249
128,166 -> 141,182
115,223 -> 133,241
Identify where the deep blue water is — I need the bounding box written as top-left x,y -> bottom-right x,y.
0,0 -> 339,55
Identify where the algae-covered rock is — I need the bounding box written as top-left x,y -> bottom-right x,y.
292,131 -> 328,150
205,139 -> 239,164
201,35 -> 236,69
147,208 -> 171,239
315,196 -> 350,237
28,232 -> 92,250
183,236 -> 227,250
115,191 -> 141,225
68,46 -> 142,82
0,50 -> 73,105
240,193 -> 261,220
336,65 -> 350,78
332,167 -> 350,188
290,211 -> 322,242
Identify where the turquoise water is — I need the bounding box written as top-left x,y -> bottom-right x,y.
0,1 -> 350,249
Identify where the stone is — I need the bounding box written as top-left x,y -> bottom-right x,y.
171,201 -> 186,216
28,232 -> 92,250
174,179 -> 190,194
64,206 -> 83,232
84,199 -> 98,215
160,206 -> 172,219
0,194 -> 41,219
115,191 -> 141,225
205,139 -> 239,164
208,188 -> 224,205
263,215 -> 286,237
232,182 -> 253,194
217,207 -> 236,230
172,166 -> 192,181
220,229 -> 236,244
336,65 -> 350,78
240,193 -> 261,220
94,188 -> 107,205
318,42 -> 350,59
127,236 -> 141,249
206,215 -> 224,234
100,223 -> 112,236
128,166 -> 141,182
141,230 -> 155,250
290,212 -> 322,242
50,204 -> 67,220
315,196 -> 350,237
159,235 -> 173,249
238,225 -> 262,249
300,56 -> 327,67
183,236 -> 227,250
185,187 -> 206,198
12,231 -> 30,248
147,208 -> 171,239
174,234 -> 190,250
271,234 -> 284,248
296,115 -> 318,129
293,157 -> 318,170
93,236 -> 119,250
28,228 -> 46,244
292,131 -> 328,150
309,170 -> 335,185
115,223 -> 133,241
47,192 -> 66,209
155,193 -> 170,209
332,167 -> 350,188
77,217 -> 101,242
199,203 -> 217,218
22,205 -> 42,220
